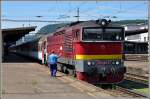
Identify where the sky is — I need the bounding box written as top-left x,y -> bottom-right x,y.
1,1 -> 148,32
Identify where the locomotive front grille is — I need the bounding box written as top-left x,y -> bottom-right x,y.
84,59 -> 124,74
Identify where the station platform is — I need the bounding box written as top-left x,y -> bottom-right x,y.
2,53 -> 113,99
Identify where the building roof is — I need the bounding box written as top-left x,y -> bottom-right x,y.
125,28 -> 148,36
2,26 -> 36,43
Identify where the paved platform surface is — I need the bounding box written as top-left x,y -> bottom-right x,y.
2,53 -> 148,99
2,53 -> 112,99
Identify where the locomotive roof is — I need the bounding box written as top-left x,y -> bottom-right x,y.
68,20 -> 123,28
51,20 -> 124,35
38,20 -> 123,36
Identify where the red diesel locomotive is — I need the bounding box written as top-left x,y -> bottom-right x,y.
46,19 -> 126,84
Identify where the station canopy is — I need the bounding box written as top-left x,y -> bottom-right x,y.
125,28 -> 148,36
2,26 -> 37,43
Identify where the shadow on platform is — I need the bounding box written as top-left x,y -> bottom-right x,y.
119,80 -> 148,90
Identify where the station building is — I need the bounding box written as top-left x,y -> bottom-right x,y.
124,24 -> 148,54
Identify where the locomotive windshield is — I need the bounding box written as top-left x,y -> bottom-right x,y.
82,27 -> 124,41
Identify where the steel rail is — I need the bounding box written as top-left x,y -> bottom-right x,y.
125,73 -> 148,85
116,85 -> 148,98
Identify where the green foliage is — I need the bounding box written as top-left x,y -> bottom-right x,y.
37,23 -> 68,34
134,88 -> 149,95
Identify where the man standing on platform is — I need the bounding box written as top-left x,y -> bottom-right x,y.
48,50 -> 60,77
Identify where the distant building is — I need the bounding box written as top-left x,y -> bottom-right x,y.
124,24 -> 148,42
124,24 -> 148,54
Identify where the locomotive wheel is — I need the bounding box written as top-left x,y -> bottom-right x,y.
57,63 -> 63,72
72,70 -> 76,77
59,64 -> 66,73
57,63 -> 76,77
67,69 -> 76,77
63,66 -> 69,74
64,68 -> 69,75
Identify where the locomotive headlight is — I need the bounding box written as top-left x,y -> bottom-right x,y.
100,19 -> 108,26
91,61 -> 95,65
96,19 -> 111,27
112,61 -> 115,65
101,21 -> 106,26
116,61 -> 119,65
87,61 -> 91,66
111,60 -> 120,65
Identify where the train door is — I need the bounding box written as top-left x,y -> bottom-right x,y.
41,40 -> 47,65
41,43 -> 44,64
43,41 -> 47,64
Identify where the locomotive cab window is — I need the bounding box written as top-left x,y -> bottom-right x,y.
103,28 -> 123,41
83,28 -> 103,41
82,27 -> 124,41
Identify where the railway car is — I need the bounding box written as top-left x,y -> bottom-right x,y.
46,19 -> 126,84
39,35 -> 48,64
9,37 -> 44,63
9,24 -> 68,64
10,19 -> 126,84
13,38 -> 40,59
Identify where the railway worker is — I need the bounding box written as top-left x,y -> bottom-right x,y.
48,50 -> 59,77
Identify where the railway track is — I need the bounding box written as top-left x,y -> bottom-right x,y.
60,71 -> 149,98
95,73 -> 149,98
115,85 -> 148,98
53,65 -> 149,98
125,73 -> 148,85
95,84 -> 148,98
58,70 -> 148,98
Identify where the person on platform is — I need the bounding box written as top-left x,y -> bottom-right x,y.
48,50 -> 60,77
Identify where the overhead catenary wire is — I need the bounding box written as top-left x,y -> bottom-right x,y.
3,1 -> 147,19
2,1 -> 147,23
80,1 -> 147,20
56,1 -> 87,21
2,19 -> 73,23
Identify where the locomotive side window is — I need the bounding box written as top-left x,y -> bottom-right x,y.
82,28 -> 124,41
